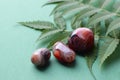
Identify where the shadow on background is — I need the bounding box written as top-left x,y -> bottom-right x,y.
56,59 -> 77,68
34,61 -> 51,72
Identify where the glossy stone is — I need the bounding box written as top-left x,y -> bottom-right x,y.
53,42 -> 76,63
68,28 -> 94,53
31,48 -> 51,66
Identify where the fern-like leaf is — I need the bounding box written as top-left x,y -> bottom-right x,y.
114,1 -> 120,12
78,8 -> 101,19
106,18 -> 120,36
19,21 -> 54,30
98,37 -> 119,67
101,0 -> 112,8
50,1 -> 79,15
72,8 -> 101,27
54,13 -> 66,29
88,11 -> 116,26
38,29 -> 63,40
71,17 -> 82,29
108,29 -> 120,39
61,4 -> 89,18
43,0 -> 66,6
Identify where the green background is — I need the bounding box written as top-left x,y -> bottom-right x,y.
0,0 -> 120,80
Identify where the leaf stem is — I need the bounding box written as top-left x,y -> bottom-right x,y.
64,30 -> 72,32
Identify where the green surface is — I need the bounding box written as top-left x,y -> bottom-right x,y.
0,0 -> 120,80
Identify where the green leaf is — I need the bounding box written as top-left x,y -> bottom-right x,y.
85,35 -> 99,80
71,17 -> 82,29
82,0 -> 91,4
108,29 -> 120,39
101,0 -> 115,12
50,1 -> 80,15
90,0 -> 104,8
61,4 -> 89,18
106,18 -> 120,36
98,37 -> 119,67
56,1 -> 79,11
72,8 -> 101,27
88,11 -> 116,26
19,21 -> 54,30
47,31 -> 71,48
54,13 -> 66,29
101,0 -> 112,8
38,29 -> 63,40
43,0 -> 65,6
114,1 -> 120,12
81,17 -> 89,27
89,0 -> 97,4
77,8 -> 101,20
61,36 -> 70,43
99,20 -> 106,36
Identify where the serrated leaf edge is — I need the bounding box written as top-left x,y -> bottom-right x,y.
100,38 -> 119,67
